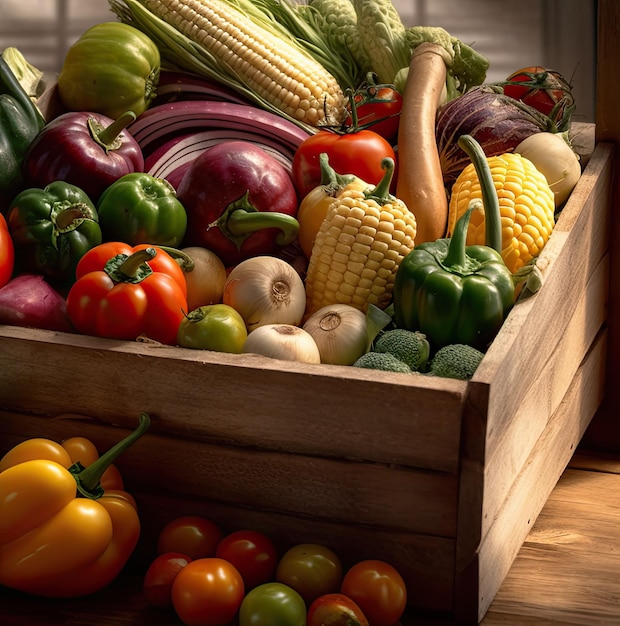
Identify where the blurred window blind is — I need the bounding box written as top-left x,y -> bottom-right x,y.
0,0 -> 112,75
0,0 -> 595,122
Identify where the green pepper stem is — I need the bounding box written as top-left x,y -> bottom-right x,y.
96,111 -> 137,145
213,191 -> 300,247
457,134 -> 503,253
155,245 -> 195,273
119,247 -> 157,276
227,209 -> 300,246
72,413 -> 150,499
318,152 -> 359,189
443,200 -> 480,269
365,158 -> 395,205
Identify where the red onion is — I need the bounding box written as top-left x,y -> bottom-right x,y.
436,86 -> 556,186
129,100 -> 312,158
0,274 -> 73,332
145,131 -> 295,191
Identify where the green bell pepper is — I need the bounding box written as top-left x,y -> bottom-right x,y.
96,173 -> 187,247
6,181 -> 102,285
57,22 -> 160,120
0,55 -> 46,210
392,134 -> 515,350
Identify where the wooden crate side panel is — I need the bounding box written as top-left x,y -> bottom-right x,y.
466,144 -> 613,462
127,490 -> 457,615
458,252 -> 608,562
0,410 -> 459,537
454,330 -> 607,624
0,329 -> 466,471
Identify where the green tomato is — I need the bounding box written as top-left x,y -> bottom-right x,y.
97,173 -> 187,247
57,22 -> 160,119
276,543 -> 343,604
239,582 -> 306,626
177,304 -> 248,353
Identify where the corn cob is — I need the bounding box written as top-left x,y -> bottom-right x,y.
448,153 -> 555,273
111,0 -> 347,128
305,158 -> 417,315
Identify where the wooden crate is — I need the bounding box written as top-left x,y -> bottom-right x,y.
0,134 -> 613,623
2,0 -> 619,621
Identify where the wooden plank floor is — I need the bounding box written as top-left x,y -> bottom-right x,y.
481,450 -> 620,625
1,449 -> 619,625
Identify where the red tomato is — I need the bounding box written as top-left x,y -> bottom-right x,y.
171,557 -> 244,626
157,515 -> 223,559
143,552 -> 192,608
348,86 -> 403,143
0,213 -> 15,288
216,529 -> 278,590
502,66 -> 574,121
340,560 -> 407,626
308,593 -> 370,626
292,129 -> 396,199
276,543 -> 343,605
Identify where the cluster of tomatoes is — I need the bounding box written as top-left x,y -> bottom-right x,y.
143,514 -> 407,626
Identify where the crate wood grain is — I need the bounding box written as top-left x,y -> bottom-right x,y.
0,139 -> 612,622
2,0 -> 619,618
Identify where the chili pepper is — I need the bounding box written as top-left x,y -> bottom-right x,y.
23,109 -> 144,203
65,241 -> 189,345
0,413 -> 150,598
6,181 -> 102,285
0,55 -> 46,210
97,172 -> 187,247
392,135 -> 515,350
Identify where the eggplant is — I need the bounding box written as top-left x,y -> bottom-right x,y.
436,86 -> 556,187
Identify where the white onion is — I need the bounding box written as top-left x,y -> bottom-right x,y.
515,132 -> 582,207
303,304 -> 368,365
242,324 -> 321,363
223,256 -> 306,331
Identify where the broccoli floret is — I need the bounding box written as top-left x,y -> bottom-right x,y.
374,329 -> 430,372
352,351 -> 412,374
429,344 -> 485,380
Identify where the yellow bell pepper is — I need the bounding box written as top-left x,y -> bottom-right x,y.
0,413 -> 149,597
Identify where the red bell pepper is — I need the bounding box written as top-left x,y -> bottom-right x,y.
66,242 -> 188,345
0,213 -> 14,288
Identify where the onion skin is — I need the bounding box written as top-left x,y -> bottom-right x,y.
515,132 -> 582,207
223,256 -> 306,331
242,323 -> 321,364
177,141 -> 299,267
436,87 -> 554,186
0,274 -> 73,332
303,304 -> 368,365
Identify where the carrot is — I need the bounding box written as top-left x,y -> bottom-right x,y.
396,42 -> 452,245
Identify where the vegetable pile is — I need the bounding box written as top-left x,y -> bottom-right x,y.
0,0 -> 585,380
0,0 -> 589,619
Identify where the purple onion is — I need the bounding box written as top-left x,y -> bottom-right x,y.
436,86 -> 556,186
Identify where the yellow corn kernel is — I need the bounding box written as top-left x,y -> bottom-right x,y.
305,188 -> 417,316
448,153 -> 555,273
141,0 -> 346,126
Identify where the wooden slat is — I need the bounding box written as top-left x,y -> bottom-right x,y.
0,410 -> 459,538
456,328 -> 607,622
456,250 -> 609,572
464,142 -> 613,463
0,327 -> 467,472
